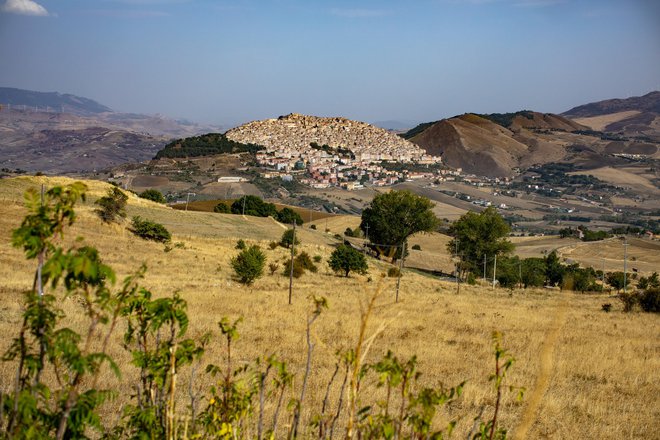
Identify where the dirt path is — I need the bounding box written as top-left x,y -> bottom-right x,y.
269,216 -> 287,229
513,292 -> 569,439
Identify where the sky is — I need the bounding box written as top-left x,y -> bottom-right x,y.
1,0 -> 659,127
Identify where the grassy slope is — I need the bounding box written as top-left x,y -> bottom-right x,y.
0,176 -> 658,438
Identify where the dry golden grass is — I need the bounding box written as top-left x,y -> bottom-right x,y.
573,111 -> 641,132
0,176 -> 658,438
568,166 -> 660,195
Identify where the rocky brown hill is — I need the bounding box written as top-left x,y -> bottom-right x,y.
407,112 -> 587,177
225,113 -> 427,160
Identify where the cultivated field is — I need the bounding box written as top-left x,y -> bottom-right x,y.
0,176 -> 658,439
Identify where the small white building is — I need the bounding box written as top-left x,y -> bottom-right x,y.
217,176 -> 247,183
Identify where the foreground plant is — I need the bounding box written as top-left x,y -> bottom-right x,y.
3,182 -> 142,439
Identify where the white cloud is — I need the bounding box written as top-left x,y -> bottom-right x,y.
1,0 -> 50,16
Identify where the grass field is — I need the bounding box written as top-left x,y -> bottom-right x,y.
0,176 -> 658,439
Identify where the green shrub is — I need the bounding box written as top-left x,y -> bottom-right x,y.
276,207 -> 304,225
235,239 -> 246,250
310,224 -> 317,230
213,202 -> 231,213
95,186 -> 128,223
130,216 -> 171,243
638,288 -> 660,313
231,245 -> 266,285
283,258 -> 305,278
268,241 -> 279,250
280,229 -> 300,248
296,251 -> 318,273
138,189 -> 166,204
411,244 -> 421,250
387,267 -> 400,278
313,255 -> 322,263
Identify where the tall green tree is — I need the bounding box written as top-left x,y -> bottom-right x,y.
447,207 -> 513,277
360,190 -> 438,259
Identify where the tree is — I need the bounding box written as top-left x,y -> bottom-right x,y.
329,244 -> 368,277
447,207 -> 513,277
95,187 -> 128,223
231,195 -> 277,218
544,251 -> 564,286
231,245 -> 266,285
360,190 -> 438,259
280,228 -> 300,249
138,189 -> 166,204
606,272 -> 626,292
277,207 -> 304,225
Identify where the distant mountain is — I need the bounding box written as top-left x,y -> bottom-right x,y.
561,91 -> 660,138
562,91 -> 660,118
405,110 -> 657,177
0,87 -> 112,115
371,120 -> 416,131
0,87 -> 222,173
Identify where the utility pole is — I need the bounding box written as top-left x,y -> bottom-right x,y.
518,260 -> 522,289
185,192 -> 195,211
288,221 -> 297,305
623,238 -> 629,294
454,240 -> 460,294
492,254 -> 497,289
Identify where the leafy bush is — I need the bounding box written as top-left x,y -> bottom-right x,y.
280,228 -> 300,249
295,251 -> 318,273
310,224 -> 317,230
313,255 -> 322,263
388,267 -> 401,278
130,216 -> 171,242
231,245 -> 266,285
411,244 -> 421,250
231,195 -> 277,217
268,241 -> 279,250
283,258 -> 305,278
95,186 -> 128,223
276,207 -> 304,225
213,202 -> 231,213
268,262 -> 279,275
235,239 -> 246,250
638,288 -> 660,313
329,244 -> 368,277
138,188 -> 166,204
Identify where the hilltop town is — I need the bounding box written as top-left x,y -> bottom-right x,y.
225,113 -> 441,189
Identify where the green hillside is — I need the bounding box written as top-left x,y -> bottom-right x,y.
154,133 -> 264,158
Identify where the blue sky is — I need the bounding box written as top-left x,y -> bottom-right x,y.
1,0 -> 658,127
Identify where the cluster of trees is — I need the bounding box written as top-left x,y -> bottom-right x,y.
215,195 -> 305,225
559,226 -> 611,241
154,133 -> 264,159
